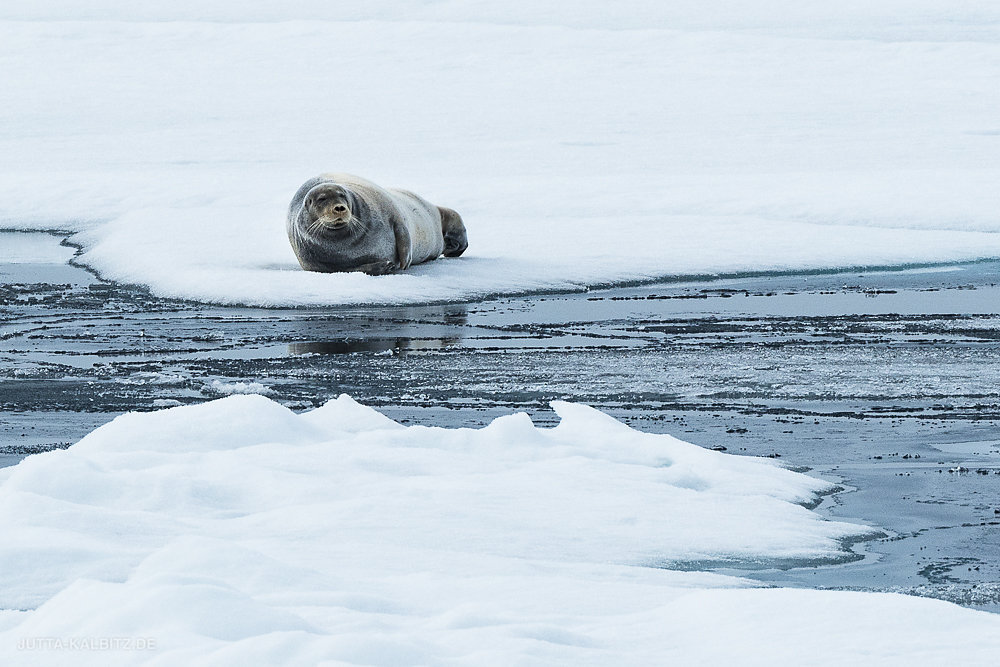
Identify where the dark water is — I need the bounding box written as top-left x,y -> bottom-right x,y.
2,231 -> 999,611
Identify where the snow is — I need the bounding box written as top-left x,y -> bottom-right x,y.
2,3 -> 1000,305
0,394 -> 997,664
201,380 -> 274,396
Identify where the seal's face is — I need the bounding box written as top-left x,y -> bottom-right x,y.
304,184 -> 355,232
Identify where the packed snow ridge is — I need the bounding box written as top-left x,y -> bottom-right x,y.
2,2 -> 1000,305
1,395 -> 999,664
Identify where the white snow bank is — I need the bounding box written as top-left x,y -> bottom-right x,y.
2,5 -> 1000,305
1,395 -> 999,664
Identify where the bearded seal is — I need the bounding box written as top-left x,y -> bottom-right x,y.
287,173 -> 468,275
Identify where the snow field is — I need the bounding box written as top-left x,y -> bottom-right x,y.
2,3 -> 999,304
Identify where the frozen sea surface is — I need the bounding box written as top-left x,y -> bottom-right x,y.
2,2 -> 1000,305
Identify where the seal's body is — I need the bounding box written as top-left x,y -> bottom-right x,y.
287,173 -> 468,275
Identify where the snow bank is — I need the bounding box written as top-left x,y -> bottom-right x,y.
1,395 -> 999,664
2,3 -> 1000,304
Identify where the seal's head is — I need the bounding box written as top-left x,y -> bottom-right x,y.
303,183 -> 357,232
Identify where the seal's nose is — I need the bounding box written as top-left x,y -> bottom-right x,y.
333,204 -> 347,213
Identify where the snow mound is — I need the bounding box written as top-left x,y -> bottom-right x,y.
1,395 -> 999,663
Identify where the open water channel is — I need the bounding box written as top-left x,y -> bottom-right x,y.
2,230 -> 999,611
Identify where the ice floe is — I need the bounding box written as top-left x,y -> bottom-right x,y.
1,3 -> 999,305
1,395 -> 998,663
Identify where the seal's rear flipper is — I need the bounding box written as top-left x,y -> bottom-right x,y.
439,207 -> 468,258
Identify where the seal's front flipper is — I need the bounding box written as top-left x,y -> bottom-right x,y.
356,260 -> 396,276
392,217 -> 413,270
438,207 -> 468,258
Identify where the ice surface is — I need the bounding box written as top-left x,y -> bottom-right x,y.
2,3 -> 1000,304
201,379 -> 274,396
0,233 -> 75,265
0,395 -> 998,664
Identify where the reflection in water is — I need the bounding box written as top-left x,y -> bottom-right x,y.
289,337 -> 460,355
287,303 -> 468,356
